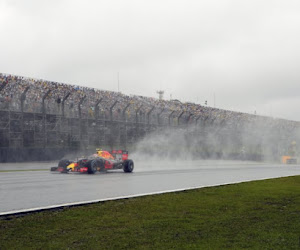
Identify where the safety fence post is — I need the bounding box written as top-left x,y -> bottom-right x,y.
20,87 -> 30,113
178,111 -> 184,126
62,92 -> 70,117
42,90 -> 51,115
78,96 -> 86,119
110,101 -> 118,121
147,106 -> 155,125
135,105 -> 143,124
168,111 -> 175,126
94,98 -> 103,119
157,107 -> 165,125
122,103 -> 131,121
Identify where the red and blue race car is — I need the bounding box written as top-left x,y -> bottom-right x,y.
50,149 -> 134,174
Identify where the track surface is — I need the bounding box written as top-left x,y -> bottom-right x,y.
0,160 -> 300,215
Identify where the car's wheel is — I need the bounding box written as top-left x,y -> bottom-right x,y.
88,159 -> 101,174
58,159 -> 70,168
123,159 -> 134,173
58,159 -> 70,173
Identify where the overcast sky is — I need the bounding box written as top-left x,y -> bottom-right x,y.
1,0 -> 300,120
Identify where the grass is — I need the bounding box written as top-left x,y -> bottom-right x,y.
1,176 -> 300,249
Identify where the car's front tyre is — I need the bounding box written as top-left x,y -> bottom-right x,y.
58,159 -> 71,173
88,160 -> 97,174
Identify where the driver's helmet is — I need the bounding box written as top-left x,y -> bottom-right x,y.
96,148 -> 103,157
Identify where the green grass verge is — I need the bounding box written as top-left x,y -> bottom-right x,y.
1,176 -> 300,249
0,169 -> 47,173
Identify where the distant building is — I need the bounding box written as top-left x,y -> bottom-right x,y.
157,90 -> 164,100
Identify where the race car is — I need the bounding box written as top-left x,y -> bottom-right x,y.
50,149 -> 134,174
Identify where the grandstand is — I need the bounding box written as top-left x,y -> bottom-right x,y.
0,72 -> 299,162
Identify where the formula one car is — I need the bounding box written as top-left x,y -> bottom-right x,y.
50,149 -> 134,174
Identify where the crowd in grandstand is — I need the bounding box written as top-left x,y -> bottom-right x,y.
0,72 -> 299,137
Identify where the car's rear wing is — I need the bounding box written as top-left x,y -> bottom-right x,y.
110,150 -> 128,161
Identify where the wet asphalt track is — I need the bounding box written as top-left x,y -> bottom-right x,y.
0,160 -> 300,215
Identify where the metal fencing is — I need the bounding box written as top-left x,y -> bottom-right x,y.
1,74 -> 300,162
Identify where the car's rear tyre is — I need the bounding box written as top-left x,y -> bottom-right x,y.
58,159 -> 70,173
123,159 -> 134,173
